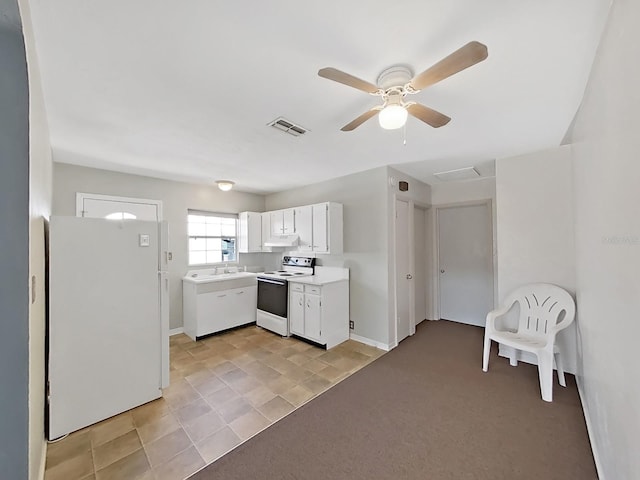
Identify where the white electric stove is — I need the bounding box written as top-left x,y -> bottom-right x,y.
256,256 -> 315,336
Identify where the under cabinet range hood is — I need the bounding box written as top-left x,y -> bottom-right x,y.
264,235 -> 299,248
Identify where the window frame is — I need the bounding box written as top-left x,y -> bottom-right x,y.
187,210 -> 239,266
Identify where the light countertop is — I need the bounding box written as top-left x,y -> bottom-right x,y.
288,266 -> 349,286
289,275 -> 348,286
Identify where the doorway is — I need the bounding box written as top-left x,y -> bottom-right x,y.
395,199 -> 412,343
413,206 -> 428,326
437,203 -> 493,327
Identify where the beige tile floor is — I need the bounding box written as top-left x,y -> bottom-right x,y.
44,326 -> 384,480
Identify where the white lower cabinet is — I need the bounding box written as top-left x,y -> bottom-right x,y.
183,282 -> 257,340
288,281 -> 349,348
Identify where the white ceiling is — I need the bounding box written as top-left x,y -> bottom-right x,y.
29,0 -> 609,194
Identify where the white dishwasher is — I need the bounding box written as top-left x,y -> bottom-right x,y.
182,270 -> 257,340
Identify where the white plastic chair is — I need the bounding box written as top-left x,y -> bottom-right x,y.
482,283 -> 575,402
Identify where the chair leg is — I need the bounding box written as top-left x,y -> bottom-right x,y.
555,351 -> 566,387
482,334 -> 491,372
537,352 -> 554,402
509,347 -> 518,367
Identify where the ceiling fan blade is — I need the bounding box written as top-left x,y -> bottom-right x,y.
318,67 -> 380,94
341,108 -> 380,131
410,41 -> 488,91
406,103 -> 451,128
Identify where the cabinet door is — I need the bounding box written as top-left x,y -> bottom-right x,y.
261,212 -> 272,251
247,212 -> 262,252
305,294 -> 322,341
238,212 -> 250,253
197,291 -> 231,336
294,206 -> 313,251
283,209 -> 295,234
312,203 -> 328,253
289,291 -> 305,336
270,211 -> 283,235
238,212 -> 262,253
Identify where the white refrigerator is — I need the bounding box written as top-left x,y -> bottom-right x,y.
48,216 -> 170,439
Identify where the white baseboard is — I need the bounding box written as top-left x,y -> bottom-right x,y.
349,333 -> 391,351
38,440 -> 47,480
169,327 -> 184,336
576,376 -> 605,480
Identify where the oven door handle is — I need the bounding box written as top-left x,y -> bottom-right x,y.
257,277 -> 287,286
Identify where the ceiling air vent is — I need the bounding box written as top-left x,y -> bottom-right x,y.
268,117 -> 309,137
434,167 -> 480,182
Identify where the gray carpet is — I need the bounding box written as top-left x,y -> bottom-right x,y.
190,320 -> 597,479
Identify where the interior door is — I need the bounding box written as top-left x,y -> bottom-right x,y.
396,199 -> 411,343
438,204 -> 493,327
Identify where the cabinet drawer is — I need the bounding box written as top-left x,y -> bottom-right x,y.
305,285 -> 321,295
290,283 -> 304,292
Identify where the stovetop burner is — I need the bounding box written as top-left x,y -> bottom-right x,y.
258,256 -> 316,281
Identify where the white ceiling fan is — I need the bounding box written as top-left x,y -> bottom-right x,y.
318,41 -> 488,131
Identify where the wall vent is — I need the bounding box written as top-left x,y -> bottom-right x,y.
434,166 -> 480,182
268,117 -> 309,137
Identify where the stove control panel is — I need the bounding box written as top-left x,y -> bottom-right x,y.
282,256 -> 316,268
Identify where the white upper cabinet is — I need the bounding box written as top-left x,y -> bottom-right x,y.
239,202 -> 343,255
261,212 -> 272,252
294,205 -> 313,251
311,202 -> 343,254
270,208 -> 295,235
238,212 -> 262,253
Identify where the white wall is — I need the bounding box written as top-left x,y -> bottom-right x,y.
495,146 -> 577,373
52,162 -> 267,329
19,0 -> 53,477
430,176 -> 496,206
266,167 -> 391,347
569,0 -> 640,477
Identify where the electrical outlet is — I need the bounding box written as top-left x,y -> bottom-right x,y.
349,320 -> 354,329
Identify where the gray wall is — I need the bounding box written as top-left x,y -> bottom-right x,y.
53,162 -> 268,329
266,167 -> 391,346
0,0 -> 30,476
20,0 -> 54,473
495,146 -> 577,373
569,0 -> 640,477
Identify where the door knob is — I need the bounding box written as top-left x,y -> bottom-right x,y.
406,274 -> 412,279
440,269 -> 445,273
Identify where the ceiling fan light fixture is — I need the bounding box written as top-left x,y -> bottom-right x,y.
216,180 -> 235,191
378,105 -> 408,130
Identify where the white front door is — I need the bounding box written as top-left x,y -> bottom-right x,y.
438,203 -> 493,327
77,193 -> 162,221
396,199 -> 412,343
